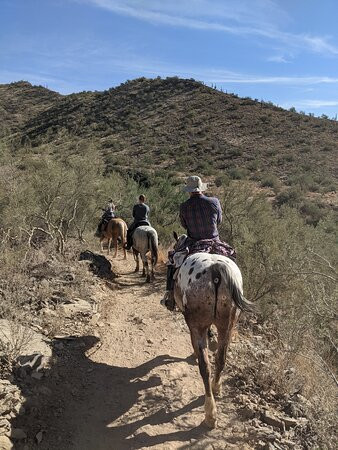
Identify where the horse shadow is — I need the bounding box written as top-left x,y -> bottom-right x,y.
12,336 -> 207,449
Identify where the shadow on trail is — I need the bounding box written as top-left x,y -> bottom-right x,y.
13,336 -> 206,450
113,266 -> 166,295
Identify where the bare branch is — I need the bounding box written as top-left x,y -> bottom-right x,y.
308,249 -> 337,275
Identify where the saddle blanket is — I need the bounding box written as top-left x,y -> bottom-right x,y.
169,238 -> 236,268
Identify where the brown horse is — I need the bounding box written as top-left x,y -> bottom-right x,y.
173,239 -> 252,428
100,218 -> 127,259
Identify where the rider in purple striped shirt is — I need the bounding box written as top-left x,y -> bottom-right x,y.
161,175 -> 223,310
180,182 -> 222,241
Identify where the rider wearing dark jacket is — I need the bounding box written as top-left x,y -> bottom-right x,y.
125,195 -> 150,249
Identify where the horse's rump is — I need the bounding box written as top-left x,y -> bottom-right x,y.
99,218 -> 127,258
133,226 -> 158,251
175,253 -> 252,314
108,218 -> 127,238
132,225 -> 158,282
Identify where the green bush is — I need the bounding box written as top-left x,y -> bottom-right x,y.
214,174 -> 230,187
218,183 -> 337,424
260,174 -> 281,190
275,187 -> 304,208
228,167 -> 249,180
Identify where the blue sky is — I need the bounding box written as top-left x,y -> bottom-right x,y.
1,0 -> 338,117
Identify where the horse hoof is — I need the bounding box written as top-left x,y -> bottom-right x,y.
186,353 -> 197,365
208,337 -> 218,352
212,385 -> 222,397
203,417 -> 217,429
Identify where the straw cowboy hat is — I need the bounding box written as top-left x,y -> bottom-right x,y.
183,176 -> 208,193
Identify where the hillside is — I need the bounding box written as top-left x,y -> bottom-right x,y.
1,77 -> 337,190
0,81 -> 61,136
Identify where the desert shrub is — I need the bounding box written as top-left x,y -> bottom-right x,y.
300,200 -> 326,225
218,182 -> 337,444
214,174 -> 230,187
0,144 -> 141,251
288,173 -> 320,192
260,174 -> 281,191
144,175 -> 186,245
195,160 -> 215,176
228,167 -> 249,180
275,186 -> 304,208
319,176 -> 337,193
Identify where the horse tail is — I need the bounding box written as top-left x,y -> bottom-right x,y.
211,266 -> 222,318
121,221 -> 127,242
211,263 -> 253,314
148,231 -> 158,267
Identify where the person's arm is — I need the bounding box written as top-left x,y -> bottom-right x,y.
179,204 -> 187,229
132,205 -> 136,218
216,199 -> 222,224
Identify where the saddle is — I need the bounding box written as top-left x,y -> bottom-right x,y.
126,221 -> 151,249
169,237 -> 236,269
135,220 -> 150,228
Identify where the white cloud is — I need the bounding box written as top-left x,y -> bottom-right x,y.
79,0 -> 338,55
207,74 -> 338,85
0,69 -> 86,94
282,99 -> 338,109
104,58 -> 338,85
267,55 -> 290,63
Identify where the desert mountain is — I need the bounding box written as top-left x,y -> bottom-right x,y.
1,77 -> 337,188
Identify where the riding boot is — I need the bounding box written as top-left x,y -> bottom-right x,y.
124,229 -> 133,250
160,265 -> 176,311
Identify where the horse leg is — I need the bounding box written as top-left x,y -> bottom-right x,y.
133,250 -> 140,273
191,325 -> 217,428
212,308 -> 238,397
122,232 -> 127,260
113,237 -> 118,258
100,237 -> 104,253
107,238 -> 112,255
184,316 -> 199,359
151,253 -> 155,280
143,255 -> 150,282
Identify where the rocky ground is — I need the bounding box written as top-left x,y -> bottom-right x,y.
0,250 -> 317,449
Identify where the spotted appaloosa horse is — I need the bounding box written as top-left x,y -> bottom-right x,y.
100,218 -> 127,259
132,226 -> 158,282
173,240 -> 252,428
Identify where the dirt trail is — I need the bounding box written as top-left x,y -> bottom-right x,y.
37,254 -> 254,450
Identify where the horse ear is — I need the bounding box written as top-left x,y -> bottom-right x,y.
173,231 -> 178,241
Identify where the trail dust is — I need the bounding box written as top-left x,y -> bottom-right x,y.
38,253 -> 254,450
